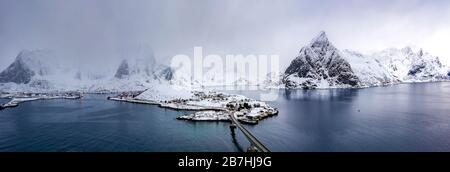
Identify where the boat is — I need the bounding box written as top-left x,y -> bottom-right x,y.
64,96 -> 82,99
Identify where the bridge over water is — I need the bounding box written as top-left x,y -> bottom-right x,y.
229,113 -> 270,152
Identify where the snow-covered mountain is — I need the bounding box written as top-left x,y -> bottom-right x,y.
0,47 -> 174,93
1,32 -> 449,93
168,58 -> 263,88
283,31 -> 360,89
86,46 -> 174,92
0,50 -> 61,84
170,71 -> 260,88
113,59 -> 173,81
114,60 -> 130,79
341,50 -> 398,87
282,32 -> 449,89
369,47 -> 448,82
0,50 -> 81,92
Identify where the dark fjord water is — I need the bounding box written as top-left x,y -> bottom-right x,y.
1,82 -> 450,152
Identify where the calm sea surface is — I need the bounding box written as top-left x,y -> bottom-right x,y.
1,82 -> 450,152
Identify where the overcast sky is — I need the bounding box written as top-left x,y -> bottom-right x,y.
1,0 -> 450,71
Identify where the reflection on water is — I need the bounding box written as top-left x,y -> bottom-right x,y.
284,89 -> 359,101
227,82 -> 450,152
1,82 -> 450,152
230,131 -> 244,152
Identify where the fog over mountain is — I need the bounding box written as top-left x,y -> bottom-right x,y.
1,0 -> 450,72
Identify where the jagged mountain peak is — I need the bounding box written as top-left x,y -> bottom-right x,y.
14,49 -> 53,65
114,49 -> 173,82
284,31 -> 360,89
309,31 -> 329,45
371,47 -> 447,80
0,49 -> 60,84
304,31 -> 337,57
401,46 -> 414,54
115,45 -> 158,77
16,50 -> 33,62
114,59 -> 130,79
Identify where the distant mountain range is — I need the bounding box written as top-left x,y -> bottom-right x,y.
1,31 -> 449,92
282,31 -> 449,89
0,48 -> 174,93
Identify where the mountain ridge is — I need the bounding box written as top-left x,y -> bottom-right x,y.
1,32 -> 449,92
282,32 -> 449,89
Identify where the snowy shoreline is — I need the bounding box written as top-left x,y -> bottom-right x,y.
108,97 -> 225,111
107,90 -> 279,124
0,92 -> 82,110
269,79 -> 450,90
2,79 -> 449,96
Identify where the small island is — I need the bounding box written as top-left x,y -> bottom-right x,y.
108,90 -> 278,125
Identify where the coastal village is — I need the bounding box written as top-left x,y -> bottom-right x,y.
108,90 -> 279,124
1,89 -> 278,125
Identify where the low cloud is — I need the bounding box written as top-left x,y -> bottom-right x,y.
1,0 -> 449,71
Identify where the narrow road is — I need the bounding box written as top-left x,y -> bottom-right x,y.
229,113 -> 270,152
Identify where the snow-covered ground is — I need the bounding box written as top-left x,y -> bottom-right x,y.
135,84 -> 193,102
109,87 -> 278,124
0,92 -> 82,110
177,111 -> 230,121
